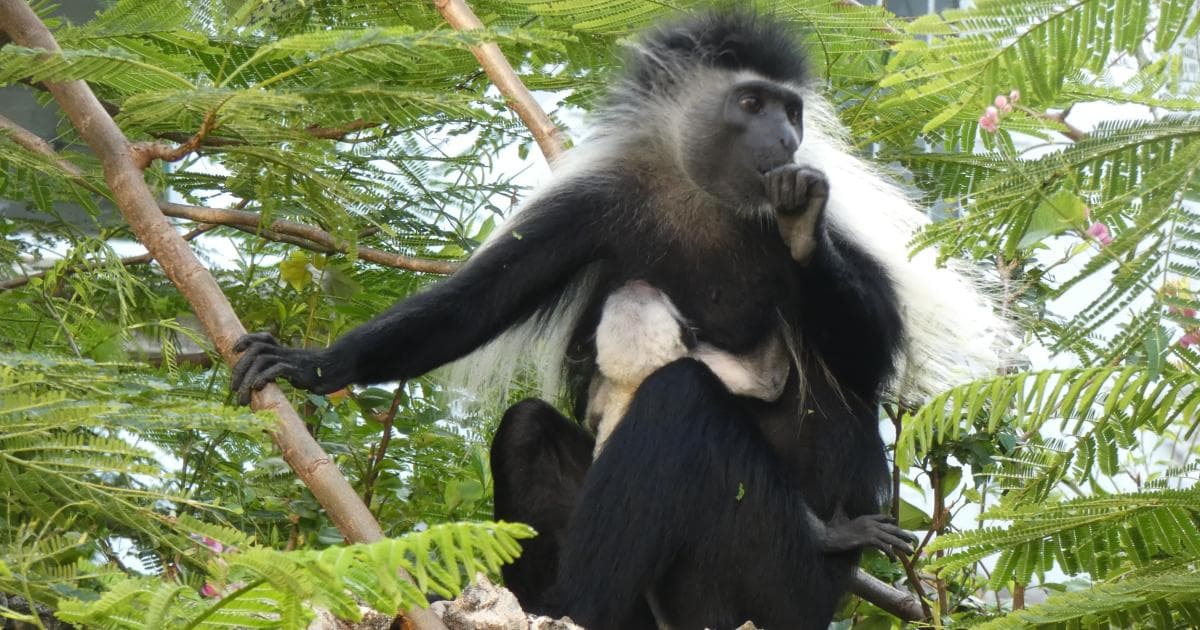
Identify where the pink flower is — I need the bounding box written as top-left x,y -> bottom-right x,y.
1010,89 -> 1021,103
201,583 -> 220,598
1085,222 -> 1113,246
994,94 -> 1013,113
1168,305 -> 1197,318
978,105 -> 1002,133
1180,332 -> 1200,348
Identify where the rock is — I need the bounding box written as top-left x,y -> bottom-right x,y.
439,574 -> 527,630
306,605 -> 398,630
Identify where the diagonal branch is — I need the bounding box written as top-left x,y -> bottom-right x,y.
0,4 -> 446,628
434,0 -> 565,162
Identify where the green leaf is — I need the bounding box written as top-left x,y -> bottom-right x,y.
279,251 -> 312,291
898,498 -> 933,530
1016,188 -> 1090,249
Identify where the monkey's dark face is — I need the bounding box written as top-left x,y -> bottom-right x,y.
680,79 -> 803,211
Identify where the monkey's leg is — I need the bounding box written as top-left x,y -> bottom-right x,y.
558,359 -> 839,630
490,399 -> 594,610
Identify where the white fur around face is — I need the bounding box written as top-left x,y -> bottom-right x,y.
796,93 -> 1010,403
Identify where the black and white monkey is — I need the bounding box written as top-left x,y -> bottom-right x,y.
231,10 -> 1004,629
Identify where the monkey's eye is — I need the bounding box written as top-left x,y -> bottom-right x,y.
738,95 -> 763,114
786,104 -> 802,124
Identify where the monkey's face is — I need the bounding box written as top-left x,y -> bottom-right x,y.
680,78 -> 803,212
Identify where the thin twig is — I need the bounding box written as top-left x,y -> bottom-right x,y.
1,225 -> 215,291
131,110 -> 220,167
160,203 -> 459,275
849,570 -> 928,622
0,112 -> 457,276
362,386 -> 405,509
1020,104 -> 1087,142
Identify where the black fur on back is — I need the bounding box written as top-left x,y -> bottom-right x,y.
619,10 -> 810,98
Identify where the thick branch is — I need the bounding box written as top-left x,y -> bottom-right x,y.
850,571 -> 928,621
0,4 -> 445,628
434,0 -> 565,162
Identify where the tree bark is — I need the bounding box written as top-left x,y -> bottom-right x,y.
433,0 -> 565,162
0,3 -> 445,628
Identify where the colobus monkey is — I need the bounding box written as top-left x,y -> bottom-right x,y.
232,10 -> 1004,629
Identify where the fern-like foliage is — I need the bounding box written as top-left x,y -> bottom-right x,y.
974,567 -> 1200,629
899,366 -> 1200,471
54,521 -> 534,630
0,352 -> 271,616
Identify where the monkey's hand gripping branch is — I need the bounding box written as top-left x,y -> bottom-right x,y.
808,509 -> 918,560
765,165 -> 830,264
231,333 -> 351,405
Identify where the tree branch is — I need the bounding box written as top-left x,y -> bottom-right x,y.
850,571 -> 929,622
434,0 -> 565,162
159,203 -> 460,275
0,111 -> 88,179
0,4 -> 445,628
1021,104 -> 1087,142
131,110 -> 220,167
0,112 -> 458,277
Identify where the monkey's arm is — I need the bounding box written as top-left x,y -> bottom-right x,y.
766,164 -> 903,396
230,192 -> 607,404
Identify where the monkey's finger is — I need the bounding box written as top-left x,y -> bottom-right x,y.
876,532 -> 916,555
236,356 -> 293,405
808,174 -> 830,203
765,169 -> 783,207
778,168 -> 796,210
792,169 -> 809,205
230,345 -> 285,393
233,332 -> 279,353
868,540 -> 898,561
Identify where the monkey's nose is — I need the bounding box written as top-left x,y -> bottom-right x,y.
779,132 -> 799,154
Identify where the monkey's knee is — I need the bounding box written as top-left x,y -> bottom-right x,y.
493,399 -> 593,464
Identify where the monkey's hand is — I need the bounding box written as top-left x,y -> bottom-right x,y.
230,332 -> 350,406
764,164 -> 829,264
812,511 -> 916,559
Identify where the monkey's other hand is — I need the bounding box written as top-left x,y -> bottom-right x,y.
764,164 -> 829,218
816,513 -> 917,559
230,333 -> 346,406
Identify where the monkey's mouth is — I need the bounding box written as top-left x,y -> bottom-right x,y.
757,162 -> 794,177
